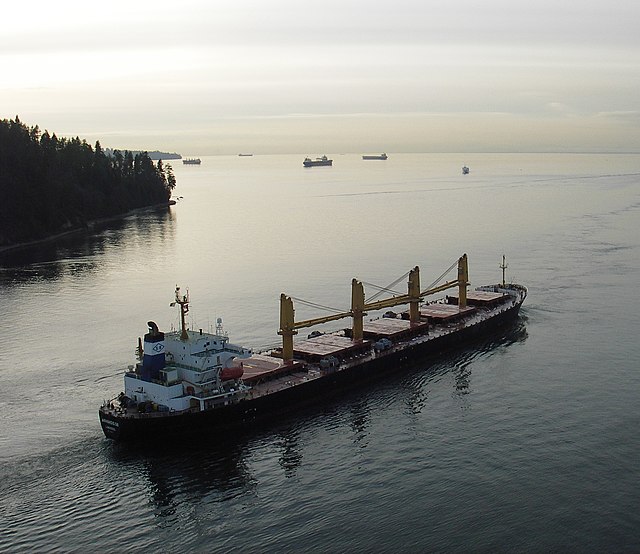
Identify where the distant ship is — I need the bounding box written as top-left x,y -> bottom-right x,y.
238,153 -> 253,157
303,155 -> 332,167
362,153 -> 388,160
462,165 -> 470,175
183,158 -> 201,165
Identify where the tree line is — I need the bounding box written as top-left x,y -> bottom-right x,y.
0,116 -> 176,248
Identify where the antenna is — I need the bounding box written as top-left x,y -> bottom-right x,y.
499,255 -> 508,287
172,285 -> 190,341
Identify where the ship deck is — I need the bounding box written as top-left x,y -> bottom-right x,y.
360,317 -> 430,340
448,290 -> 508,307
419,303 -> 476,322
232,354 -> 305,384
293,334 -> 371,362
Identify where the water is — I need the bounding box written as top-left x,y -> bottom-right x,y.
1,153 -> 639,552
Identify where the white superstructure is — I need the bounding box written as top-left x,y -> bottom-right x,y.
123,288 -> 252,413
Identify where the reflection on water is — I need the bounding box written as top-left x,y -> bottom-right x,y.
348,399 -> 371,447
454,366 -> 472,394
402,382 -> 429,416
276,429 -> 303,478
107,435 -> 255,511
451,321 -> 530,395
0,206 -> 174,285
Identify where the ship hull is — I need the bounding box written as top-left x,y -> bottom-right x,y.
100,294 -> 524,442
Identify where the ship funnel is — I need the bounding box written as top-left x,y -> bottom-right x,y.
142,321 -> 165,381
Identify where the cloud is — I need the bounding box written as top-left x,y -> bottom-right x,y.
2,0 -> 640,153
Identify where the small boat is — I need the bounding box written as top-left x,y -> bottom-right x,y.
362,153 -> 388,160
303,155 -> 332,167
462,166 -> 470,175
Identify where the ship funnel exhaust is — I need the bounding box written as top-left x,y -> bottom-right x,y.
142,320 -> 165,381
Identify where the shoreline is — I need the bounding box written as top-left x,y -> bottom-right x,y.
0,201 -> 175,255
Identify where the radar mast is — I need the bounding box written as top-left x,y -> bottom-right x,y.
170,286 -> 190,341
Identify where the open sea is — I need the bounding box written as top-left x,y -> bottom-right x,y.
1,153 -> 639,553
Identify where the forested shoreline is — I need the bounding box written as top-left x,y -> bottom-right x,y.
0,117 -> 176,248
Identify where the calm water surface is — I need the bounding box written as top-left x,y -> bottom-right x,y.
1,153 -> 639,552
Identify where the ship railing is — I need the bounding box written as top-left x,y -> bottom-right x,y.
225,345 -> 250,355
192,349 -> 224,357
119,406 -> 201,419
168,361 -> 220,372
124,370 -> 187,386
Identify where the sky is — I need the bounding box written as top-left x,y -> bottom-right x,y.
2,0 -> 640,154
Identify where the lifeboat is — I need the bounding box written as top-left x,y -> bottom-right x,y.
220,365 -> 244,381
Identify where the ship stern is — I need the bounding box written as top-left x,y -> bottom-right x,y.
99,408 -> 123,440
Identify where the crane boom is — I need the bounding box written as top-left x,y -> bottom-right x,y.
291,311 -> 354,330
278,254 -> 469,361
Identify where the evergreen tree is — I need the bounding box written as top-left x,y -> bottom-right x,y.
0,117 -> 178,248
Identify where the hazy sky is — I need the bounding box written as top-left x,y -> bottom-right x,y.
2,0 -> 639,154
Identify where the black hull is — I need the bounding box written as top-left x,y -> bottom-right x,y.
100,297 -> 524,442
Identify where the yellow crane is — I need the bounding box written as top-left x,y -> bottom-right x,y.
278,254 -> 469,361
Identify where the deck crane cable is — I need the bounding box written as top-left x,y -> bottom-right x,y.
287,257 -> 456,315
289,296 -> 346,314
365,269 -> 411,302
421,258 -> 459,295
362,281 -> 405,300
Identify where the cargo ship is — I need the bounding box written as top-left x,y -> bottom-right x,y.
99,255 -> 526,441
303,155 -> 332,167
362,153 -> 388,160
183,158 -> 201,165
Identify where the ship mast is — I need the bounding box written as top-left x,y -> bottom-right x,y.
499,255 -> 508,287
170,286 -> 190,341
